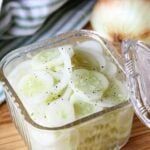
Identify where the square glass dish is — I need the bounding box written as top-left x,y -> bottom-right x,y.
0,30 -> 134,150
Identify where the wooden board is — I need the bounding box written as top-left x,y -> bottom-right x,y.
0,103 -> 150,150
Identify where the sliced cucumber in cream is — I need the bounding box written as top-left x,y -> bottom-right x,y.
29,104 -> 50,126
33,48 -> 60,63
76,40 -> 103,54
103,79 -> 128,105
28,99 -> 75,127
102,62 -> 117,77
32,48 -> 63,70
75,40 -> 106,70
71,69 -> 109,101
46,99 -> 75,127
17,71 -> 53,104
8,60 -> 32,86
70,94 -> 103,118
72,50 -> 100,71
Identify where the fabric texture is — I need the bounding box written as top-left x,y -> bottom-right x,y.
0,0 -> 96,104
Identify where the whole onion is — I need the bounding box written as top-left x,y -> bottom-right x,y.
91,0 -> 150,44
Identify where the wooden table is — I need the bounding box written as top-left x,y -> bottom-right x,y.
0,103 -> 150,150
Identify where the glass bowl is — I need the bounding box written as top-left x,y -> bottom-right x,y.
0,30 -> 134,150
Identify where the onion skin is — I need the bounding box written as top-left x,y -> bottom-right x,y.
91,0 -> 150,45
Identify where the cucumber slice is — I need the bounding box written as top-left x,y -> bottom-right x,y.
29,108 -> 69,146
17,71 -> 53,104
32,56 -> 64,71
28,103 -> 50,126
71,69 -> 109,101
102,62 -> 117,77
33,48 -> 60,63
101,56 -> 117,77
7,60 -> 32,87
75,40 -> 106,70
32,45 -> 73,71
45,86 -> 72,105
70,94 -> 103,118
72,50 -> 100,71
46,99 -> 75,127
76,40 -> 103,54
32,48 -> 63,70
103,79 -> 128,105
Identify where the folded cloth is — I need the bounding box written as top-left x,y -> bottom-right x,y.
0,0 -> 96,104
0,83 -> 5,104
0,0 -> 68,37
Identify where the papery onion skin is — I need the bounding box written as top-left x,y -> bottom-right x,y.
91,0 -> 150,44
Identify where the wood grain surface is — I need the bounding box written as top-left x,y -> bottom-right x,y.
0,103 -> 150,150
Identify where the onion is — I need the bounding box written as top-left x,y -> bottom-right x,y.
91,0 -> 150,44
